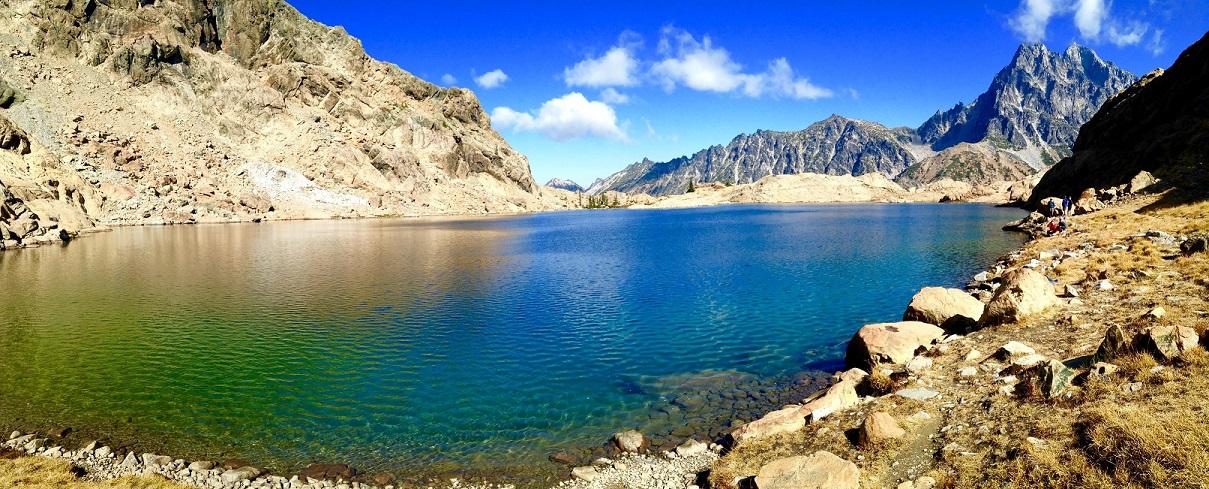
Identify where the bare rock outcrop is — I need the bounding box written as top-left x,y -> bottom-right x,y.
0,0 -> 567,238
753,451 -> 860,489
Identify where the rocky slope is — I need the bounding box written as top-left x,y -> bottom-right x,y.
1030,31 -> 1209,206
896,142 -> 1035,188
0,0 -> 566,250
588,115 -> 923,196
545,178 -> 585,193
592,43 -> 1134,197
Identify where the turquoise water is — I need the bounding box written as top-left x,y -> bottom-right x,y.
0,203 -> 1023,484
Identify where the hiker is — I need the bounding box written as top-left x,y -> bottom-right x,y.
1047,219 -> 1061,236
1059,216 -> 1068,233
1062,195 -> 1073,215
1048,199 -> 1058,217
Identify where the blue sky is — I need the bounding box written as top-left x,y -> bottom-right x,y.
290,0 -> 1208,186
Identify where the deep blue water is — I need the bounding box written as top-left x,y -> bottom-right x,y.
0,203 -> 1024,482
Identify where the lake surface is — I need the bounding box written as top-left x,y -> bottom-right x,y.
0,203 -> 1024,484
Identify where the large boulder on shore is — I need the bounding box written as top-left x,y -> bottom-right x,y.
1137,325 -> 1200,361
979,269 -> 1059,326
611,430 -> 645,453
754,451 -> 860,489
845,321 -> 945,371
903,287 -> 985,331
730,379 -> 858,446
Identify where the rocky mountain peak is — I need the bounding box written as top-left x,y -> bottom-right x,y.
544,178 -> 585,193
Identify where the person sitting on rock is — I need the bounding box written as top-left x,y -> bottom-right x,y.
1047,219 -> 1061,236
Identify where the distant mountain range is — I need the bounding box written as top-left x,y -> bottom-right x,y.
544,178 -> 585,192
589,43 -> 1137,197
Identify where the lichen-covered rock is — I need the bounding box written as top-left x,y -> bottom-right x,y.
1136,325 -> 1200,361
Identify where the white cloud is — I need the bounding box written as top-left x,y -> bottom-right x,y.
1010,0 -> 1059,42
1106,20 -> 1148,46
1008,0 -> 1153,50
474,69 -> 509,89
440,73 -> 457,86
599,87 -> 631,104
1147,29 -> 1166,55
1073,0 -> 1107,39
490,92 -> 627,141
650,27 -> 831,100
845,88 -> 861,100
564,45 -> 640,87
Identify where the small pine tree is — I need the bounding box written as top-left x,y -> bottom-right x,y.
687,179 -> 696,193
611,195 -> 620,207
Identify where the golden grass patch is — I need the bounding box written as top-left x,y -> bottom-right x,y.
0,455 -> 191,489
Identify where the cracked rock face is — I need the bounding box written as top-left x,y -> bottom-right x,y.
0,0 -> 555,235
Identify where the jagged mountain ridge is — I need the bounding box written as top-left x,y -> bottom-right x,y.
1029,31 -> 1209,206
591,43 -> 1136,197
588,115 -> 923,196
0,0 -> 560,248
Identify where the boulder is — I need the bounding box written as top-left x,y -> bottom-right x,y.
845,321 -> 945,371
730,379 -> 859,445
835,368 -> 869,385
995,341 -> 1036,360
611,430 -> 645,453
1137,325 -> 1199,361
1074,188 -> 1104,215
299,463 -> 356,481
902,287 -> 985,332
570,466 -> 597,481
1126,171 -> 1157,194
188,460 -> 217,471
674,439 -> 709,457
1182,234 -> 1208,255
895,387 -> 940,401
1032,360 -> 1075,398
1090,362 -> 1119,377
979,269 -> 1059,326
754,451 -> 859,489
141,453 -> 172,469
859,412 -> 905,447
220,466 -> 262,483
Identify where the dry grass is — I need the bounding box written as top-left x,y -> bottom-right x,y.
0,454 -> 190,489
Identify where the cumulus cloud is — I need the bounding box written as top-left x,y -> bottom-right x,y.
564,34 -> 641,87
474,69 -> 509,89
490,92 -> 627,141
1009,0 -> 1152,48
650,27 -> 831,100
440,73 -> 457,86
1010,0 -> 1060,42
599,87 -> 631,104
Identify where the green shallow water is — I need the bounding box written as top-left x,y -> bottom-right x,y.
0,203 -> 1024,485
